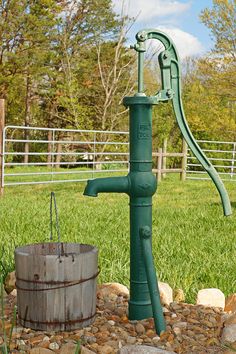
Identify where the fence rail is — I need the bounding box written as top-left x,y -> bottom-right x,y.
2,126 -> 236,190
2,125 -> 129,188
0,127 -> 188,192
2,100 -> 235,190
186,139 -> 236,181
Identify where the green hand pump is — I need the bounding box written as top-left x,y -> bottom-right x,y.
84,29 -> 232,334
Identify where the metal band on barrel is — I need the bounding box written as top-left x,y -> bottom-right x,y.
18,312 -> 96,325
16,267 -> 100,292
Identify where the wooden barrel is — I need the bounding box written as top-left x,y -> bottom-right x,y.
15,242 -> 98,331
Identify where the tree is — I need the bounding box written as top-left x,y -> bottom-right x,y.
0,0 -> 62,162
199,0 -> 236,103
200,0 -> 236,58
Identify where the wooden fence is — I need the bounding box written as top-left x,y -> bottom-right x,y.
152,139 -> 188,182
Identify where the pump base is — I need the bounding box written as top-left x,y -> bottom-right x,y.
128,300 -> 153,320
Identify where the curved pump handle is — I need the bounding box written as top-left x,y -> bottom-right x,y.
133,29 -> 232,216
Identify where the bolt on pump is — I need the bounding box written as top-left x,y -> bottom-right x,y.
84,29 -> 232,334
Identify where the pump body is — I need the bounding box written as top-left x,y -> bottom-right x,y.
84,29 -> 231,334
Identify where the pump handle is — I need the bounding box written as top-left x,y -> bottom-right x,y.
134,29 -> 231,216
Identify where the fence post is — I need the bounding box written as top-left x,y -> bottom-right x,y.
162,138 -> 167,179
0,99 -> 5,196
157,148 -> 162,182
230,142 -> 236,180
181,139 -> 187,181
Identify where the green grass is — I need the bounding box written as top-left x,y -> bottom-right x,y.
0,171 -> 236,303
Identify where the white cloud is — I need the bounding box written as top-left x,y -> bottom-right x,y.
112,1 -> 205,58
113,0 -> 191,22
156,26 -> 204,58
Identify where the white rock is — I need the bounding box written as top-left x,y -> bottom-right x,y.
118,345 -> 176,354
43,336 -> 50,342
16,339 -> 26,346
196,288 -> 225,308
221,324 -> 236,343
10,289 -> 17,296
49,342 -> 59,350
158,281 -> 173,305
152,336 -> 160,345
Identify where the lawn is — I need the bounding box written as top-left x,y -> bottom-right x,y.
0,173 -> 235,303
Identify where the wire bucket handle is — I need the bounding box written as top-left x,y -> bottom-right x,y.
50,192 -> 62,259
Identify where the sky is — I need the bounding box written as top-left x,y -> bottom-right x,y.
112,0 -> 214,59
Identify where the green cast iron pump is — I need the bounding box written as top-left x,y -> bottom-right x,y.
84,29 -> 232,334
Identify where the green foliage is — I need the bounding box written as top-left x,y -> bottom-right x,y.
199,0 -> 236,103
0,0 -> 134,132
0,175 -> 236,303
182,58 -> 236,141
0,0 -> 235,160
200,0 -> 236,57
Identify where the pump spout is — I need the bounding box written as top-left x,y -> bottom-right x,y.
83,176 -> 129,197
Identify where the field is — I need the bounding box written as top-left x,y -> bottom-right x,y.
0,173 -> 235,303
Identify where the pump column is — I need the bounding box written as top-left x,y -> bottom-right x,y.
123,95 -> 157,320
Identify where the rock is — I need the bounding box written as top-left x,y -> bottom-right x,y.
81,346 -> 97,353
222,324 -> 236,343
29,335 -> 45,345
16,339 -> 29,351
98,344 -> 114,353
30,349 -> 54,354
158,281 -> 173,305
223,350 -> 236,354
135,323 -> 145,334
229,342 -> 236,350
59,342 -> 77,353
4,271 -> 16,294
38,340 -> 50,349
49,342 -> 60,350
126,336 -> 137,345
173,289 -> 185,302
97,283 -> 129,297
224,313 -> 236,325
225,294 -> 236,313
152,336 -> 160,345
10,289 -> 17,297
172,321 -> 187,329
196,288 -> 225,308
43,336 -> 50,342
118,345 -> 176,353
